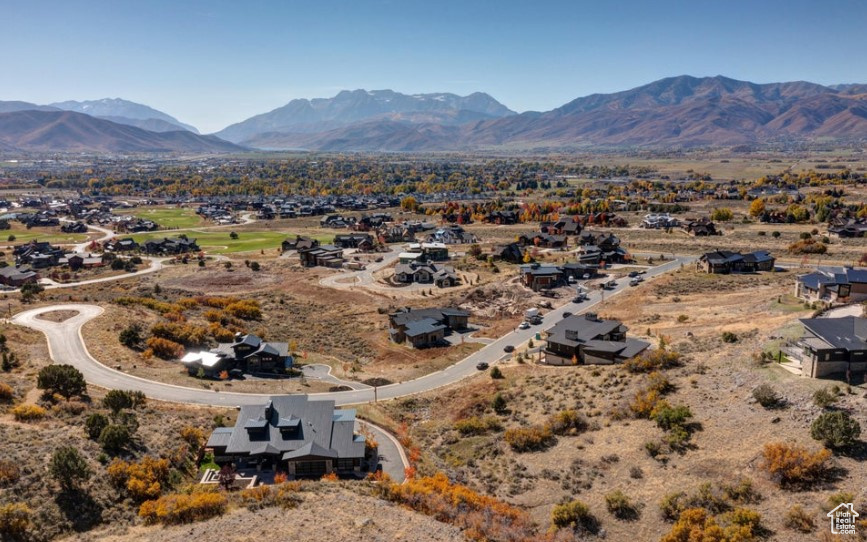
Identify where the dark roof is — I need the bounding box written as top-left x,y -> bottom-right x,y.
546,315 -> 624,347
218,396 -> 365,460
797,266 -> 867,288
404,318 -> 447,338
800,316 -> 867,350
519,264 -> 563,276
390,307 -> 470,327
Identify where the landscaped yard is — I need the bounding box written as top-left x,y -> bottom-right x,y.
116,206 -> 204,229
130,230 -> 292,254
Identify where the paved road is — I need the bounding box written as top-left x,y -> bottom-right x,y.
318,246 -> 403,291
12,255 -> 692,409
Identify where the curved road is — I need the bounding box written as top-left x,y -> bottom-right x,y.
12,255 -> 692,408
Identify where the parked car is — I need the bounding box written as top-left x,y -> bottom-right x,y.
563,311 -> 573,318
503,345 -> 515,353
629,278 -> 640,287
518,321 -> 530,330
628,271 -> 639,278
572,294 -> 587,303
476,362 -> 489,370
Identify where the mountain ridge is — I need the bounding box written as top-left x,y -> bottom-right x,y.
241,76 -> 867,151
50,98 -> 199,133
216,89 -> 515,143
0,110 -> 241,153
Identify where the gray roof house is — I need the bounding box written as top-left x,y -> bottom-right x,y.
206,396 -> 367,478
784,316 -> 867,380
795,266 -> 867,304
544,313 -> 649,365
389,307 -> 470,347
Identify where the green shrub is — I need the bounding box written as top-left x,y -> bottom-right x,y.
752,384 -> 783,409
551,499 -> 598,533
659,491 -> 686,521
491,393 -> 507,414
812,387 -> 838,408
37,364 -> 87,399
652,403 -> 692,431
49,446 -> 92,490
605,490 -> 640,520
721,331 -> 738,343
100,424 -> 132,455
489,366 -> 503,379
810,411 -> 861,449
84,412 -> 109,440
547,410 -> 589,436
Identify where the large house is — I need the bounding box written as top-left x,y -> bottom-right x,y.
795,266 -> 867,303
425,225 -> 478,245
544,313 -> 650,365
784,317 -> 867,379
0,265 -> 38,287
518,232 -> 568,249
282,235 -> 319,252
828,218 -> 867,238
205,396 -> 367,477
519,263 -> 565,291
696,250 -> 775,274
406,242 -> 449,262
681,217 -> 718,236
181,333 -> 291,377
333,233 -> 375,250
388,307 -> 470,348
393,261 -> 459,287
103,237 -> 139,252
298,244 -> 344,268
577,232 -> 630,265
640,213 -> 680,230
491,243 -> 525,264
143,237 -> 199,255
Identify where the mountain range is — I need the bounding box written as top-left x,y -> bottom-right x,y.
2,76 -> 867,153
234,76 -> 867,150
215,89 -> 515,143
0,110 -> 240,153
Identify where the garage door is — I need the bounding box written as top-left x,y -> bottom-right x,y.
295,460 -> 327,477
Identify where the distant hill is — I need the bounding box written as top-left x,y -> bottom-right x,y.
50,98 -> 199,133
249,76 -> 867,151
217,89 -> 515,143
0,110 -> 241,153
0,101 -> 59,114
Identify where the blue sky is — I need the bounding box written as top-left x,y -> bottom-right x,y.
2,0 -> 865,133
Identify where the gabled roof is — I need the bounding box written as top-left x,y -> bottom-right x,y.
219,396 -> 365,460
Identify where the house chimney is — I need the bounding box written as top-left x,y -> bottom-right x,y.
585,312 -> 598,322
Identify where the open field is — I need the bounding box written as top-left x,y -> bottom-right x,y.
130,230 -> 291,254
115,206 -> 204,229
